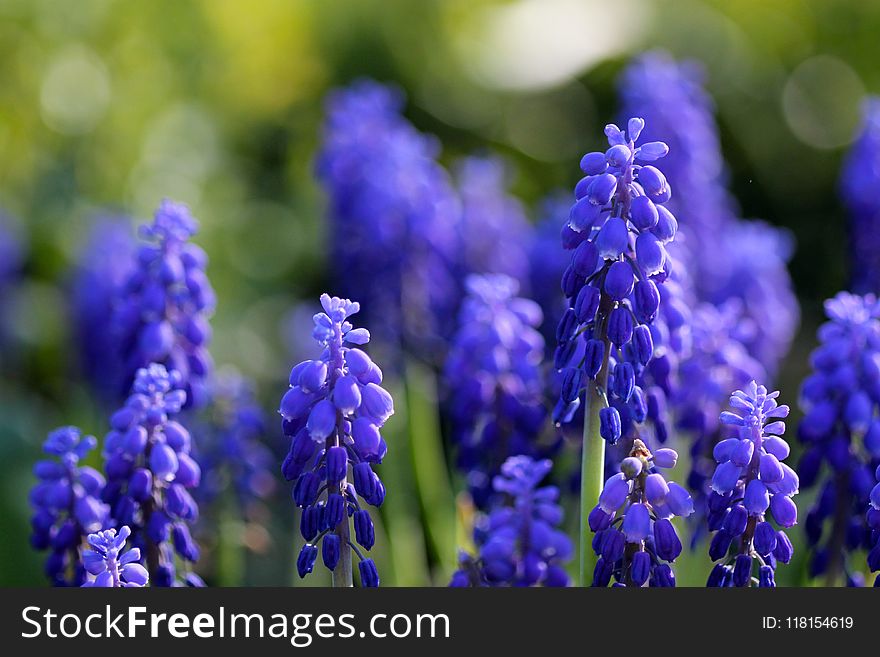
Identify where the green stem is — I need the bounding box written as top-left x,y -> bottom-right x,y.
332,512 -> 353,587
579,381 -> 607,586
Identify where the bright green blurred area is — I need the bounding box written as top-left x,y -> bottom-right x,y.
1,0 -> 879,586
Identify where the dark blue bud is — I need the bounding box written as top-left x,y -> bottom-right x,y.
599,406 -> 622,444
359,559 -> 379,587
556,308 -> 578,344
612,361 -> 635,402
630,196 -> 658,231
759,565 -> 775,588
580,151 -> 607,175
326,446 -> 348,485
300,505 -> 321,541
572,240 -> 599,277
584,339 -> 605,379
561,368 -> 584,403
773,531 -> 794,563
324,493 -> 346,531
630,550 -> 651,586
322,534 -> 341,571
607,306 -> 634,347
632,325 -> 653,365
575,284 -> 601,323
722,504 -> 748,536
732,554 -> 752,587
604,261 -> 634,301
709,530 -> 732,561
653,518 -> 682,561
297,544 -> 318,578
354,509 -> 375,550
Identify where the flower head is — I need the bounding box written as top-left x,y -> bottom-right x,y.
114,199 -> 215,407
841,97 -> 880,294
82,526 -> 149,587
102,363 -> 202,587
707,382 -> 796,587
444,274 -> 555,508
590,440 -> 691,587
30,426 -> 109,586
450,456 -> 572,587
798,292 -> 880,582
553,117 -> 677,451
316,80 -> 460,360
281,294 -> 394,587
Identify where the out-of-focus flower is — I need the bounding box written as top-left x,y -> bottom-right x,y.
450,456 -> 572,587
315,80 -> 461,363
443,274 -> 555,508
29,426 -> 109,586
114,200 -> 215,407
798,292 -> 880,583
841,97 -> 880,295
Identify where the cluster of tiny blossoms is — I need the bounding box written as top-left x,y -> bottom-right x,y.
707,383 -> 798,587
554,118 -> 677,451
280,295 -> 393,587
82,526 -> 149,587
443,274 -> 553,508
590,440 -> 692,586
30,427 -> 109,586
102,363 -> 203,587
114,200 -> 215,407
798,293 -> 880,582
450,456 -> 572,587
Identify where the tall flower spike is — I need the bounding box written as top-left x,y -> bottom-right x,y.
82,526 -> 149,587
706,382 -> 797,588
456,157 -> 533,287
444,274 -> 556,509
29,427 -> 109,586
450,456 -> 572,587
841,98 -> 880,295
556,117 -> 677,585
114,199 -> 215,407
102,363 -> 202,586
315,80 -> 460,361
589,440 -> 692,587
619,51 -> 798,378
280,294 -> 394,587
798,292 -> 880,584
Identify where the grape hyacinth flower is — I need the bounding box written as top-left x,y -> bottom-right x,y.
841,97 -> 880,295
82,526 -> 149,587
798,292 -> 880,584
554,117 -> 678,584
444,274 -> 554,509
706,382 -> 797,587
71,216 -> 136,402
115,200 -> 215,407
619,51 -> 798,378
456,156 -> 533,287
589,439 -> 692,587
102,363 -> 202,587
870,465 -> 880,585
197,370 -> 276,522
280,294 -> 394,587
315,80 -> 460,362
449,456 -> 572,587
30,427 -> 110,586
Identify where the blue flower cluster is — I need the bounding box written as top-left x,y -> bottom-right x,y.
619,52 -> 798,379
841,98 -> 880,294
870,466 -> 880,584
456,157 -> 533,288
589,440 -> 692,586
443,274 -> 553,508
554,117 -> 676,449
450,456 -> 572,587
280,294 -> 393,587
798,292 -> 880,583
30,427 -> 109,586
82,526 -> 149,587
102,363 -> 203,587
706,383 -> 797,587
315,80 -> 460,359
71,216 -> 136,401
198,370 -> 276,520
115,200 -> 215,407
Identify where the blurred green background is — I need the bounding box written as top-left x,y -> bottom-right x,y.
1,0 -> 878,586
